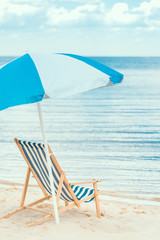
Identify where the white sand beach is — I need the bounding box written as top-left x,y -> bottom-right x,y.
0,187 -> 160,240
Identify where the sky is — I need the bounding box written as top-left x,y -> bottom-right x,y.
0,0 -> 160,56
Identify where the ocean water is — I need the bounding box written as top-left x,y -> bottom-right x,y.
0,56 -> 160,201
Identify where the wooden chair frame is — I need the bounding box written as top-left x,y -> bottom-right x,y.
0,138 -> 103,227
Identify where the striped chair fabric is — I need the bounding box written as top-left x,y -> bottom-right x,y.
18,140 -> 95,203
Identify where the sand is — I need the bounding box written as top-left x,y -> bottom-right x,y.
0,187 -> 160,240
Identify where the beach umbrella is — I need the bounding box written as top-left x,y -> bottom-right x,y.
0,52 -> 124,224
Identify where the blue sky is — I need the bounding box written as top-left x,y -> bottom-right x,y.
0,0 -> 160,56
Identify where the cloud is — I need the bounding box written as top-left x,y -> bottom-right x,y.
103,1 -> 160,31
46,3 -> 104,26
7,4 -> 38,16
144,18 -> 160,31
59,0 -> 102,3
46,1 -> 153,28
0,0 -> 160,33
133,0 -> 160,17
0,0 -> 40,24
104,3 -> 140,25
132,0 -> 160,30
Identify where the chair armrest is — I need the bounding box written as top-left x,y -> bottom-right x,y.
69,180 -> 102,185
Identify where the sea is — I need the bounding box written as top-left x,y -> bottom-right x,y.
0,56 -> 160,202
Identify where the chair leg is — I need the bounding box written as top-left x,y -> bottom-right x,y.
27,214 -> 53,227
20,167 -> 31,207
65,201 -> 69,207
0,207 -> 25,219
0,195 -> 51,221
93,179 -> 101,218
56,172 -> 65,206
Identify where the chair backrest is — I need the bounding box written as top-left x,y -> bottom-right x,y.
15,139 -> 74,202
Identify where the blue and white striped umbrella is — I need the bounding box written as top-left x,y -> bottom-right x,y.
0,52 -> 123,224
0,53 -> 123,111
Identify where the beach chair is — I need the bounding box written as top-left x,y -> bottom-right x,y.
1,138 -> 103,227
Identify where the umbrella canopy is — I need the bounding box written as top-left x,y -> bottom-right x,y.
0,53 -> 123,111
0,53 -> 124,224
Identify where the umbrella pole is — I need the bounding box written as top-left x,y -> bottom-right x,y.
37,102 -> 60,224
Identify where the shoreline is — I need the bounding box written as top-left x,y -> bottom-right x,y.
0,180 -> 160,207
